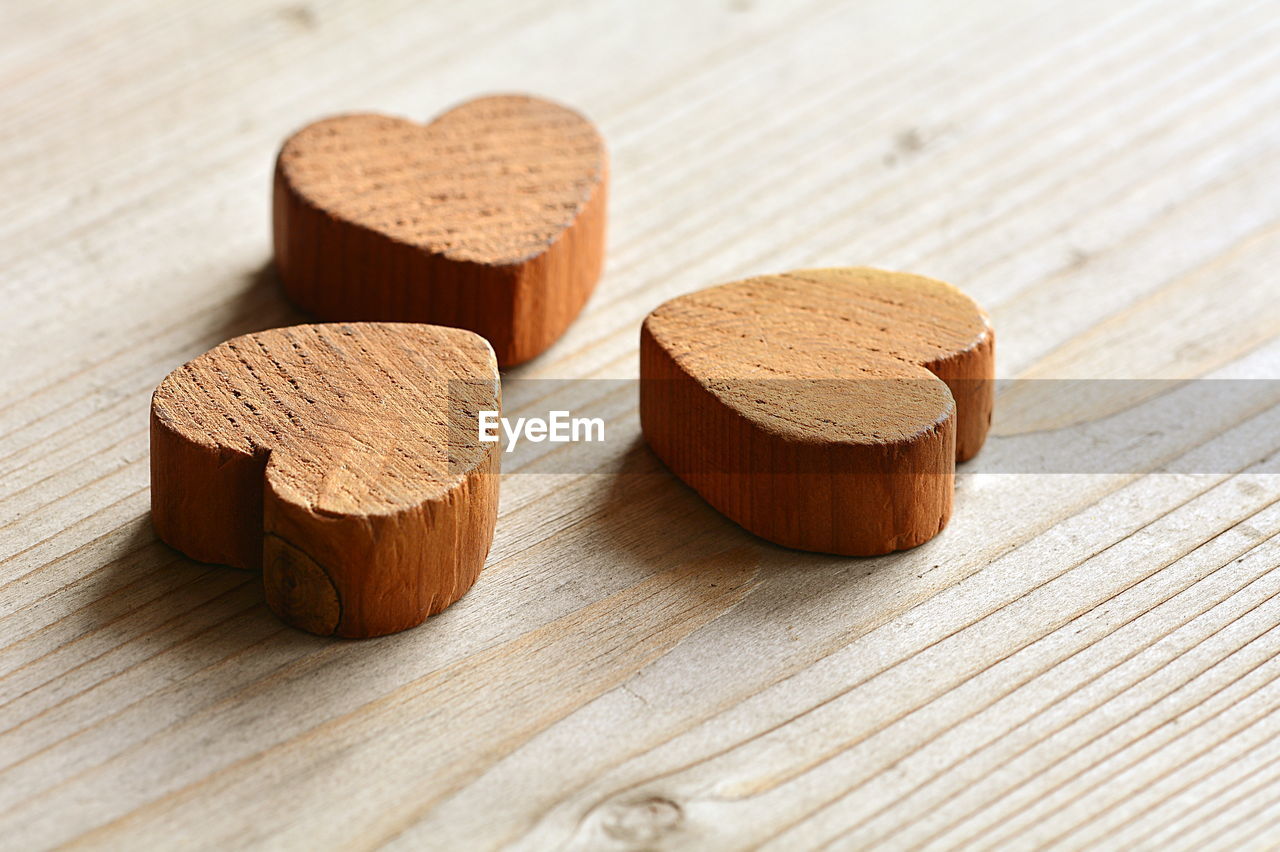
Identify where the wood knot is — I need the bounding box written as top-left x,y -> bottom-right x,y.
600,796 -> 683,845
263,533 -> 340,636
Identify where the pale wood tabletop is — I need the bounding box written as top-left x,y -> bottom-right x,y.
2,0 -> 1279,849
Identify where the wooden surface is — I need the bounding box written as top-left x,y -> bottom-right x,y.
1,0 -> 1278,848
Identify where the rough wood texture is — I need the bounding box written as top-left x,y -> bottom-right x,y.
2,0 -> 1279,848
641,267 -> 994,555
150,322 -> 500,638
273,94 -> 608,366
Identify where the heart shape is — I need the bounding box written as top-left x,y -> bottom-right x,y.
640,267 -> 994,555
273,94 -> 607,366
150,322 -> 500,638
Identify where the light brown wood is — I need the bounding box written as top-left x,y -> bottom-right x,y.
150,322 -> 500,638
641,267 -> 994,555
2,0 -> 1279,848
273,94 -> 608,367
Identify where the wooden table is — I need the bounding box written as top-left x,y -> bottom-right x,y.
3,0 -> 1278,848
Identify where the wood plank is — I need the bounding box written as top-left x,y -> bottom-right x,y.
1,0 -> 1277,847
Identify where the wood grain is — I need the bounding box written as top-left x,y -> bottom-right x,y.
640,267 -> 994,555
150,322 -> 500,638
273,94 -> 607,366
1,0 -> 1278,848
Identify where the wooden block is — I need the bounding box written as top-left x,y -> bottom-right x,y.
640,267 -> 995,556
273,94 -> 608,367
150,322 -> 501,638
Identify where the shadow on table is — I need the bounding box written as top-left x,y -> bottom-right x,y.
58,514 -> 331,691
593,436 -> 879,575
202,261 -> 310,345
588,436 -> 921,623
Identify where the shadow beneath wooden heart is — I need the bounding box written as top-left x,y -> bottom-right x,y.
588,435 -> 955,635
227,261 -> 312,336
169,261 -> 311,362
49,517 -> 530,766
589,436 -> 744,567
595,437 -> 903,578
66,515 -> 329,654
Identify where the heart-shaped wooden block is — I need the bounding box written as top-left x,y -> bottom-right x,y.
273,94 -> 607,367
150,323 -> 500,638
640,267 -> 995,556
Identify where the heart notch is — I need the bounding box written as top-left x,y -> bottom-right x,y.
640,267 -> 995,556
273,94 -> 607,367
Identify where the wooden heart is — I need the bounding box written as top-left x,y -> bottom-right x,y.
150,323 -> 500,638
273,94 -> 607,367
640,267 -> 995,556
